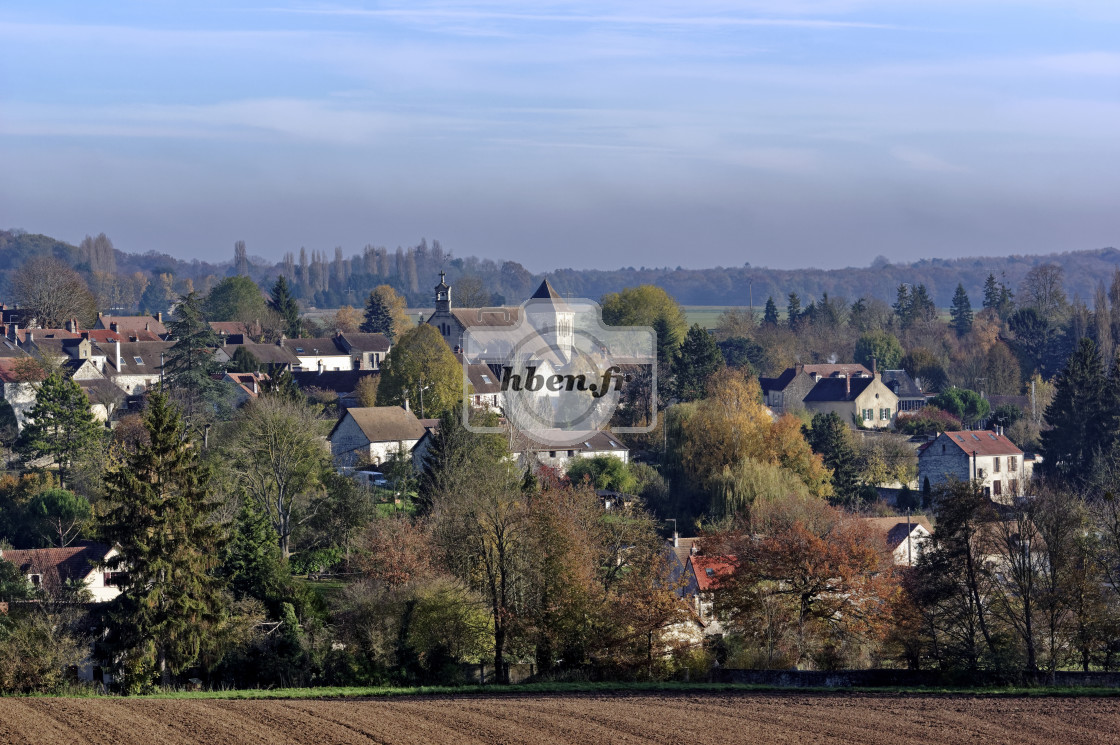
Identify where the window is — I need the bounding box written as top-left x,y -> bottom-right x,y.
1009,456 -> 1018,470
568,450 -> 575,457
993,457 -> 1001,473
549,451 -> 556,458
861,408 -> 874,421
133,356 -> 144,365
993,480 -> 1002,496
30,574 -> 41,586
481,374 -> 492,384
705,568 -> 715,577
879,408 -> 891,420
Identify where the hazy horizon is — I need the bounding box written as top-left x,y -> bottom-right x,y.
2,1 -> 1118,271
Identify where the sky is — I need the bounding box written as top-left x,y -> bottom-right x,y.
1,1 -> 1118,272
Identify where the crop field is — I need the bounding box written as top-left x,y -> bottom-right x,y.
2,691 -> 1118,745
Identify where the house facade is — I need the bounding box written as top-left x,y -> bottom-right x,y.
0,542 -> 121,603
918,430 -> 1032,502
802,373 -> 899,429
760,363 -> 872,413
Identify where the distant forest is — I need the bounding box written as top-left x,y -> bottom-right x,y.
2,228 -> 1118,312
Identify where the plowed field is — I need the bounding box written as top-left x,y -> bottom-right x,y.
1,691 -> 1117,744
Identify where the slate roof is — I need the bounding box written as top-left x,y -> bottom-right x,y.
0,337 -> 28,359
293,369 -> 379,394
516,430 -> 629,454
920,430 -> 1024,458
98,340 -> 173,375
881,369 -> 924,399
0,542 -> 113,584
219,342 -> 300,367
449,308 -> 522,328
331,406 -> 428,443
337,332 -> 391,353
802,376 -> 876,403
282,337 -> 348,356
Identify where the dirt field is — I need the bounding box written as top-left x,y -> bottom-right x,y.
1,691 -> 1118,745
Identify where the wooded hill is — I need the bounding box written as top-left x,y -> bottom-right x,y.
2,228 -> 1117,310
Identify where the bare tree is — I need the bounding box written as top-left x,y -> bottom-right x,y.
234,240 -> 249,276
13,257 -> 98,328
1019,264 -> 1068,323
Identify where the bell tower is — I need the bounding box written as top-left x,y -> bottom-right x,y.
434,270 -> 451,313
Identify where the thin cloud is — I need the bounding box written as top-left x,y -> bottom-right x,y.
891,147 -> 969,174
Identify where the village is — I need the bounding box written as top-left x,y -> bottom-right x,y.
3,253 -> 1118,696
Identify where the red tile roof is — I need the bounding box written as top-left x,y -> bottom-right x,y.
689,555 -> 736,591
0,542 -> 112,584
924,431 -> 1023,458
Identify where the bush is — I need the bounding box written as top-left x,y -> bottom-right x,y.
896,406 -> 961,436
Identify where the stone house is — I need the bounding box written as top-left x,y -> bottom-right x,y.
760,363 -> 872,413
860,515 -> 934,567
802,372 -> 900,429
425,271 -> 522,353
335,332 -> 391,371
918,430 -> 1032,502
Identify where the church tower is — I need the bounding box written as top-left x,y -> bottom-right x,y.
434,270 -> 451,313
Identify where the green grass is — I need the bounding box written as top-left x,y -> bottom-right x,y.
683,306 -> 748,330
41,680 -> 1120,701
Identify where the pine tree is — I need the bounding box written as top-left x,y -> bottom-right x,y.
786,293 -> 802,331
164,291 -> 225,420
893,284 -> 912,329
950,284 -> 974,337
220,500 -> 289,613
673,323 -> 725,402
98,392 -> 226,692
763,297 -> 779,326
909,284 -> 937,328
417,408 -> 505,515
361,290 -> 395,340
804,412 -> 861,506
16,372 -> 102,490
268,276 -> 300,337
1039,337 -> 1107,487
983,274 -> 1000,310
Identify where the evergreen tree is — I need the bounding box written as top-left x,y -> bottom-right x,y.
983,274 -> 1000,310
909,284 -> 938,328
893,284 -> 913,328
164,291 -> 225,420
763,297 -> 779,326
361,290 -> 395,340
950,284 -> 974,337
268,276 -> 301,338
786,293 -> 802,331
228,345 -> 261,373
259,369 -> 305,403
16,372 -> 102,490
673,323 -> 725,402
220,501 -> 290,614
417,408 -> 505,515
1039,338 -> 1107,487
98,392 -> 226,692
804,412 -> 861,506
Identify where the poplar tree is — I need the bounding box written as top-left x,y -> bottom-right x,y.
16,372 -> 102,490
99,392 -> 226,692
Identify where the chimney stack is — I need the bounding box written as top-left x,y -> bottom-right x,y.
871,357 -> 877,376
403,397 -> 410,412
845,374 -> 851,397
110,322 -> 119,333
673,531 -> 679,548
115,339 -> 121,371
156,312 -> 162,324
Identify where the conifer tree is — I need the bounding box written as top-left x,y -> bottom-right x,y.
950,284 -> 974,337
1039,338 -> 1107,486
804,412 -> 861,506
673,323 -> 725,402
268,275 -> 301,337
361,289 -> 395,340
164,291 -> 225,420
763,297 -> 779,326
983,274 -> 1000,311
99,392 -> 226,692
786,293 -> 802,331
16,372 -> 102,490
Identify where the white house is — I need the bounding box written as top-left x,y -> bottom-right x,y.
860,515 -> 934,567
918,430 -> 1032,502
0,357 -> 38,431
0,542 -> 122,603
335,332 -> 392,371
329,405 -> 428,467
281,336 -> 353,372
513,430 -> 630,472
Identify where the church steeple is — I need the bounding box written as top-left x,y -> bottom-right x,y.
434,270 -> 451,313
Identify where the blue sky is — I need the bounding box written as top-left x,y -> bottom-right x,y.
1,1 -> 1118,271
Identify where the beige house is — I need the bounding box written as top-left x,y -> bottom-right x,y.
860,515 -> 934,567
329,405 -> 428,467
802,372 -> 899,429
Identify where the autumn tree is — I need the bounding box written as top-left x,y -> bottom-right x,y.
225,394 -> 329,558
361,285 -> 409,341
98,392 -> 227,692
331,305 -> 362,334
13,257 -> 97,328
600,285 -> 688,351
16,372 -> 102,490
375,323 -> 463,417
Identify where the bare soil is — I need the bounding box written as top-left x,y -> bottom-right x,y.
1,691 -> 1118,745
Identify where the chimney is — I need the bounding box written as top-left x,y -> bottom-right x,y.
145,322 -> 150,331
317,359 -> 324,375
691,543 -> 698,555
65,318 -> 75,332
115,339 -> 121,371
110,322 -> 119,333
672,531 -> 679,548
278,333 -> 285,347
7,323 -> 15,342
845,374 -> 850,397
251,378 -> 259,395
403,397 -> 410,412
156,312 -> 162,324
26,331 -> 33,344
871,357 -> 877,376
